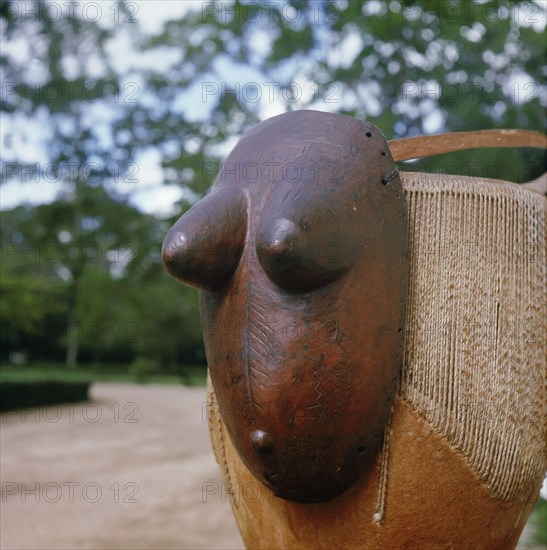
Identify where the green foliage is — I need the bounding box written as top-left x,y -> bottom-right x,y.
528,497 -> 547,546
0,195 -> 204,367
0,276 -> 64,338
0,363 -> 208,386
0,381 -> 90,411
128,356 -> 156,383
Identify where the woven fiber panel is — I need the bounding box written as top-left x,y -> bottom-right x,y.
400,172 -> 546,503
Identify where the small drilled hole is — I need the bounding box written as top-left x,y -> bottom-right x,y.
381,151 -> 386,156
365,131 -> 372,137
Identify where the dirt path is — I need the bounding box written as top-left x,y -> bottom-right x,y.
1,382 -> 541,549
0,383 -> 244,549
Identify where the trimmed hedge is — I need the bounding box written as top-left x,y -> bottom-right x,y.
0,381 -> 90,411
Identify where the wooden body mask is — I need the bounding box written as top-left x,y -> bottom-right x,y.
163,110 -> 408,502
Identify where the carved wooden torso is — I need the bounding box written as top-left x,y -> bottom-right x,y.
163,111 -> 408,502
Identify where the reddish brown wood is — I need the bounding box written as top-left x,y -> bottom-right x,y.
163,110 -> 408,502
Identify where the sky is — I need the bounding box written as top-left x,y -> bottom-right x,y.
1,0 -> 352,215
0,0 -> 545,216
1,1 -> 202,215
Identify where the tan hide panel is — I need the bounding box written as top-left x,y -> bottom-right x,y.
208,386 -> 540,550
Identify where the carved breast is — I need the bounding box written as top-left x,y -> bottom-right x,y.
163,110 -> 408,502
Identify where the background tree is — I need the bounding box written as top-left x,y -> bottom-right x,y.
1,0 -> 545,371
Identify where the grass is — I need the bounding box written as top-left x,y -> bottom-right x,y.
526,496 -> 547,547
0,362 -> 207,386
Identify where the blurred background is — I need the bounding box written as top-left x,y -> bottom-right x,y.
0,0 -> 546,548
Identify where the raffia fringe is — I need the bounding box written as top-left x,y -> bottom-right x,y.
399,172 -> 546,503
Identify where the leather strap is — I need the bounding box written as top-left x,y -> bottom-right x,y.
389,129 -> 547,194
389,129 -> 547,161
